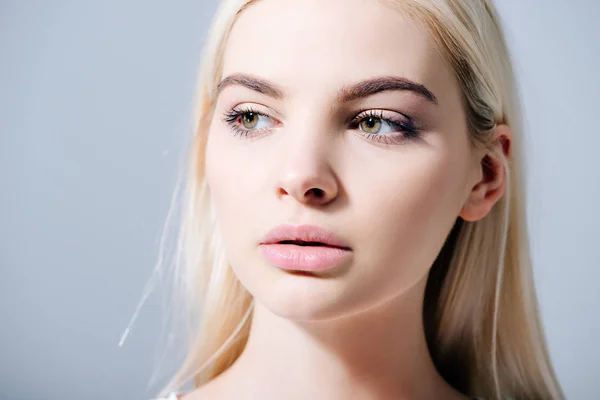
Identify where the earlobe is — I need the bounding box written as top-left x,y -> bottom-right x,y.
459,123 -> 512,222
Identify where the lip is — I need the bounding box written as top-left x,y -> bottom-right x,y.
259,224 -> 352,272
260,223 -> 351,249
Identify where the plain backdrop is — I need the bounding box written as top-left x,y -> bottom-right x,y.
1,1 -> 598,399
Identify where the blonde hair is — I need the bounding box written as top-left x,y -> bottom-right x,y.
152,0 -> 565,398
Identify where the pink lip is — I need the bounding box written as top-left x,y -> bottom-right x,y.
259,224 -> 352,272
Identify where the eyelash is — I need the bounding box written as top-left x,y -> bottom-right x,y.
221,106 -> 421,145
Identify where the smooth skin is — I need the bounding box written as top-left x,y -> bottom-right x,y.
186,0 -> 511,399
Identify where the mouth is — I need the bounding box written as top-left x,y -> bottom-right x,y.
260,223 -> 352,249
259,224 -> 352,272
277,239 -> 347,249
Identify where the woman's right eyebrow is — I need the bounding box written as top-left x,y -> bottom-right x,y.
216,73 -> 438,105
217,73 -> 285,100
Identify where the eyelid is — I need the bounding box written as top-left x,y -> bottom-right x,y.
227,101 -> 412,124
233,102 -> 284,121
347,108 -> 412,124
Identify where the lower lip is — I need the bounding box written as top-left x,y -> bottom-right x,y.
259,244 -> 352,272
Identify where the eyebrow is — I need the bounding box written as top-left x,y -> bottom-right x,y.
216,73 -> 438,105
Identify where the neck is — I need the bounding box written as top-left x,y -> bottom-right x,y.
207,274 -> 466,400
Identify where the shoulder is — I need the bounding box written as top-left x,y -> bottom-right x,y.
151,393 -> 183,400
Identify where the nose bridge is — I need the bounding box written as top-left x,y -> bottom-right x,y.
282,106 -> 334,168
275,111 -> 338,204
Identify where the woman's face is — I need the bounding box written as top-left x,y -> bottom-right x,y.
205,0 -> 478,319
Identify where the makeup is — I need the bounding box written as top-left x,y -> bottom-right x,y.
259,224 -> 352,272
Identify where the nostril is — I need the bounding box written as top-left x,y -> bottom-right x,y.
309,188 -> 324,198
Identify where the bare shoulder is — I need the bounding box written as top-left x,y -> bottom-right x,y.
152,393 -> 182,400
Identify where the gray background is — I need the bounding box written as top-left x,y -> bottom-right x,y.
1,0 -> 598,399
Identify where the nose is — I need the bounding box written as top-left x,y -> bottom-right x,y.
275,140 -> 339,207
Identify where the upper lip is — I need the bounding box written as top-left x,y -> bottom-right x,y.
260,223 -> 351,249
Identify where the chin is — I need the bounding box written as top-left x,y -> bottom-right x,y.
245,264 -> 362,322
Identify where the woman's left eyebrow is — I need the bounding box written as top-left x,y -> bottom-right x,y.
216,73 -> 438,105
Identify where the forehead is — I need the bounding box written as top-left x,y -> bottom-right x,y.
221,0 -> 456,102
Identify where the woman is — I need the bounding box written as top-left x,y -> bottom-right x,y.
150,0 -> 565,398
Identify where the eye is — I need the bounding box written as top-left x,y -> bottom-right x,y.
350,109 -> 421,145
222,106 -> 421,145
359,116 -> 387,134
222,106 -> 277,138
240,111 -> 271,130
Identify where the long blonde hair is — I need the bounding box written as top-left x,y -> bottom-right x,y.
153,0 -> 565,398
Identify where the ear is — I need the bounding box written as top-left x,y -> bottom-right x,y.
459,124 -> 512,222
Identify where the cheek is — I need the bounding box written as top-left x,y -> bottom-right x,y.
205,128 -> 247,245
344,144 -> 468,292
205,125 -> 250,209
205,125 -> 269,278
205,127 -> 279,304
